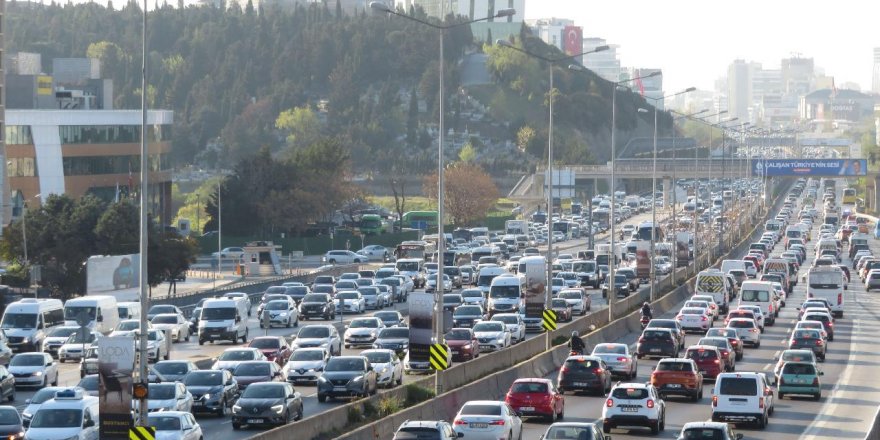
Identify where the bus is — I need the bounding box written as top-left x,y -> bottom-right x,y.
358,214 -> 385,235
807,266 -> 845,318
531,211 -> 548,224
401,211 -> 438,230
395,240 -> 435,260
633,221 -> 665,242
552,221 -> 572,241
842,188 -> 856,205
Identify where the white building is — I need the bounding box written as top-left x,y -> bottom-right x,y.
582,37 -> 620,83
627,68 -> 664,109
526,17 -> 573,50
873,47 -> 880,93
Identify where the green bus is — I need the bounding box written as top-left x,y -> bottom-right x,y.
401,211 -> 439,230
358,214 -> 386,235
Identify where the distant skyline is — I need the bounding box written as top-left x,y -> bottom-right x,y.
524,0 -> 878,95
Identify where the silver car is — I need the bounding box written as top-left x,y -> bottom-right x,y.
726,318 -> 761,347
591,343 -> 638,379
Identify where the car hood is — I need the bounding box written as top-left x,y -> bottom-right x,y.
294,337 -> 331,348
152,323 -> 177,330
110,330 -> 136,337
148,398 -> 178,410
562,298 -> 581,304
3,328 -> 35,338
0,424 -> 22,436
454,314 -> 482,320
22,427 -> 81,440
43,337 -> 69,344
346,329 -> 378,337
322,371 -> 364,381
375,337 -> 408,345
288,360 -> 325,371
474,331 -> 505,339
186,385 -> 223,396
235,375 -> 272,385
155,431 -> 188,440
237,397 -> 285,408
446,339 -> 473,347
215,360 -> 247,370
8,366 -> 42,375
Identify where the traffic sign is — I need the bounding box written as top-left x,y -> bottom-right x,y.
429,343 -> 449,370
542,309 -> 557,331
129,426 -> 155,440
133,382 -> 149,400
75,310 -> 91,328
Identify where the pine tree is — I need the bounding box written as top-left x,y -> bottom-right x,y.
407,88 -> 418,147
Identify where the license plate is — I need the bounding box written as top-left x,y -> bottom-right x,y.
650,348 -> 661,352
520,407 -> 535,412
451,351 -> 459,355
700,370 -> 707,374
247,419 -> 263,424
333,386 -> 346,391
622,407 -> 638,412
480,345 -> 491,350
573,382 -> 588,387
209,335 -> 218,339
193,401 -> 203,406
666,384 -> 681,388
795,379 -> 806,383
470,423 -> 488,428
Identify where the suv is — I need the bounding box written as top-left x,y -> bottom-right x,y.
645,319 -> 685,350
636,328 -> 679,359
323,250 -> 368,264
711,372 -> 774,428
392,420 -> 458,440
602,382 -> 666,434
650,358 -> 703,402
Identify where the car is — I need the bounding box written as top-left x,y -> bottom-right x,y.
676,307 -> 712,332
372,327 -> 409,355
794,320 -> 829,341
636,328 -> 679,359
316,356 -> 378,402
358,286 -> 387,310
616,267 -> 641,291
58,330 -> 101,363
213,247 -> 246,259
357,245 -> 390,261
452,400 -> 523,440
445,328 -> 479,361
344,317 -> 385,348
212,348 -> 267,371
472,321 -> 511,352
373,310 -> 405,329
558,289 -> 591,315
774,349 -> 817,379
188,308 -> 201,334
184,369 -> 238,416
556,355 -> 612,395
257,290 -> 289,316
144,382 -> 194,413
231,360 -> 283,392
491,313 -> 526,344
77,373 -> 98,397
650,358 -> 703,402
426,274 -> 453,293
705,327 -> 744,361
602,382 -> 666,434
540,422 -> 605,440
725,318 -> 761,347
260,298 -> 299,328
111,319 -> 151,337
777,361 -> 823,401
393,420 -> 459,440
801,311 -> 835,341
726,308 -> 764,332
602,274 -> 631,298
291,325 -> 342,355
231,381 -> 303,429
504,378 -> 564,422
41,326 -> 80,358
362,349 -> 404,388
146,411 -> 203,440
685,298 -> 717,320
696,337 -> 736,372
248,336 -> 293,366
149,360 -> 199,383
151,313 -> 191,342
334,291 -> 366,314
282,348 -> 330,384
591,343 -> 638,379
323,250 -> 368,264
298,293 -> 336,321
645,319 -> 686,349
711,372 -> 774,428
452,305 -> 487,328
135,329 -> 171,363
788,328 -> 827,361
8,352 -> 57,388
684,345 -> 725,379
550,298 -> 573,322
675,421 -> 743,440
21,386 -> 71,428
147,304 -> 185,321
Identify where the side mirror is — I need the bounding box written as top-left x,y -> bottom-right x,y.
457,433 -> 464,438
97,316 -> 104,322
226,380 -> 234,386
235,316 -> 242,323
367,366 -> 374,371
83,419 -> 95,428
819,371 -> 824,376
736,434 -> 744,440
46,362 -> 53,367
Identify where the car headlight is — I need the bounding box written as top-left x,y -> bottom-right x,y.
226,325 -> 236,332
319,341 -> 330,348
317,377 -> 328,383
232,404 -> 242,413
352,375 -> 364,382
202,393 -> 213,401
463,344 -> 472,350
497,338 -> 505,344
271,404 -> 285,414
279,312 -> 288,317
33,371 -> 43,377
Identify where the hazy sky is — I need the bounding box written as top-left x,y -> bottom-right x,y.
524,0 -> 879,94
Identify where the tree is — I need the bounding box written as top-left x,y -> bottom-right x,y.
389,176 -> 407,232
458,142 -> 477,163
406,88 -> 419,147
149,230 -> 199,293
275,105 -> 322,153
423,163 -> 499,226
516,125 -> 536,153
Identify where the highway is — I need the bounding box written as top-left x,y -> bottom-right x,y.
512,182 -> 880,439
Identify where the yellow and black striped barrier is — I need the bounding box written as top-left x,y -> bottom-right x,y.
430,343 -> 449,370
542,309 -> 557,331
129,426 -> 155,440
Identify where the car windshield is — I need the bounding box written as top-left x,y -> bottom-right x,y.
10,354 -> 44,366
686,349 -> 718,360
202,308 -> 235,320
148,416 -> 181,431
364,352 -> 393,364
78,375 -> 98,389
698,339 -> 726,349
656,362 -> 693,372
728,320 -> 753,328
551,299 -> 569,308
266,301 -> 288,310
149,384 -> 176,400
152,315 -> 177,324
681,428 -> 726,440
64,306 -> 96,321
680,308 -> 704,315
48,327 -> 78,338
559,291 -> 582,299
291,350 -> 324,361
611,387 -> 649,399
0,313 -> 37,329
30,408 -> 82,428
66,332 -> 96,344
325,358 -> 365,372
298,327 -> 330,338
184,371 -> 222,386
563,358 -> 600,371
489,285 -> 519,299
593,344 -> 625,354
461,290 -> 482,298
336,292 -> 358,300
493,316 -> 517,324
473,322 -> 504,332
544,427 -> 596,440
794,330 -> 820,339
719,377 -> 758,395
235,363 -> 270,376
149,306 -> 175,315
302,294 -> 329,303
445,330 -> 471,340
782,363 -> 816,375
117,321 -> 140,331
219,350 -> 255,361
350,319 -> 378,329
642,330 -> 672,340
242,384 -> 286,399
741,289 -> 770,302
154,362 -> 188,375
460,403 -> 502,416
454,306 -> 481,316
250,338 -> 281,349
379,328 -> 408,338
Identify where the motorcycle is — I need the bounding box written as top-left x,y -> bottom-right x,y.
640,314 -> 651,329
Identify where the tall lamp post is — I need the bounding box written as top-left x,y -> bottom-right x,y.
370,2 -> 515,389
641,87 -> 695,302
669,109 -> 708,282
687,110 -> 726,274
711,118 -> 739,257
137,0 -> 150,425
495,41 -> 608,332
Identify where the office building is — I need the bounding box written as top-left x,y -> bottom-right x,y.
4,52 -> 42,75
51,58 -> 101,86
5,110 -> 174,223
0,0 -> 8,232
781,56 -> 814,97
527,17 -> 574,51
628,68 -> 664,109
801,88 -> 876,123
582,37 -> 620,83
873,47 -> 880,93
726,60 -> 756,122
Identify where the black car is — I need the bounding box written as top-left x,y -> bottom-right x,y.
602,274 -> 630,299
231,382 -> 303,429
645,319 -> 686,349
183,369 -> 239,416
442,294 -> 463,312
616,268 -> 641,291
298,293 -> 336,321
0,406 -> 23,439
636,328 -> 679,359
189,307 -> 201,335
317,356 -> 377,402
452,305 -> 486,328
556,355 -> 612,395
286,286 -> 311,304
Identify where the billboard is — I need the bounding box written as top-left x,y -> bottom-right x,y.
522,257 -> 547,319
408,292 -> 434,362
87,254 -> 140,302
563,26 -> 583,57
98,336 -> 135,439
752,159 -> 867,177
37,75 -> 53,95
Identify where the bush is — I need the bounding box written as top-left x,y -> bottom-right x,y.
347,406 -> 364,424
404,384 -> 436,406
377,395 -> 402,417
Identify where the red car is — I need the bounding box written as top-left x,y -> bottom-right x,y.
248,336 -> 292,367
684,345 -> 724,379
444,328 -> 479,361
504,378 -> 564,421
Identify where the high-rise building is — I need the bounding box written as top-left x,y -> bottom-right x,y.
0,0 -> 10,233
526,17 -> 574,50
628,67 -> 663,109
727,59 -> 756,122
873,47 -> 880,93
781,56 -> 814,96
582,37 -> 620,83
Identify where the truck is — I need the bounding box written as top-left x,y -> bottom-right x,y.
505,220 -> 528,236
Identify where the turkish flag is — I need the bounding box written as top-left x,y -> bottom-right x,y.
563,26 -> 583,56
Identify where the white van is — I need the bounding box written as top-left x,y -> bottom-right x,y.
116,302 -> 141,320
720,260 -> 746,276
25,388 -> 100,440
476,266 -> 506,295
694,269 -> 730,313
711,372 -> 774,428
63,296 -> 119,334
1,298 -> 64,353
487,274 -> 525,315
198,298 -> 249,345
738,281 -> 777,325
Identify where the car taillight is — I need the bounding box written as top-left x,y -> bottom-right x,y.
489,419 -> 506,426
606,398 -> 614,407
646,399 -> 655,409
701,316 -> 709,322
713,359 -> 720,364
676,316 -> 684,320
712,396 -> 717,407
594,368 -> 604,375
560,366 -> 569,373
838,293 -> 842,305
617,357 -> 629,362
816,339 -> 824,346
750,328 -> 759,333
812,377 -> 820,386
453,419 -> 468,425
638,338 -> 646,343
730,340 -> 738,346
759,397 -> 765,409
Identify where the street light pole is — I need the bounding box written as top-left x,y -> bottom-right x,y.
669,109 -> 708,284
137,0 -> 150,424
